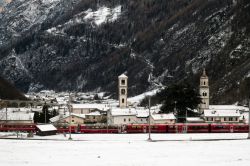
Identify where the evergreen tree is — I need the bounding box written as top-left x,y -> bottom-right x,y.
159,83 -> 201,122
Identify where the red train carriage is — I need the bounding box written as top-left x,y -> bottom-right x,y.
210,124 -> 249,133
80,125 -> 119,133
232,124 -> 249,133
126,124 -> 167,133
0,123 -> 36,132
57,126 -> 78,133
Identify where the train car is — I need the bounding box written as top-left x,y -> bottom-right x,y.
57,126 -> 78,133
186,123 -> 209,133
126,124 -> 167,133
210,124 -> 234,133
232,124 -> 249,133
80,125 -> 119,133
0,123 -> 36,132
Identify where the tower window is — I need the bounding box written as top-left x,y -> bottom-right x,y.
204,81 -> 206,85
121,80 -> 125,85
122,98 -> 125,103
203,92 -> 207,96
121,89 -> 126,95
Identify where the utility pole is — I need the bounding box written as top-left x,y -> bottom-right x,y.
185,109 -> 188,133
44,102 -> 47,124
148,96 -> 152,141
68,93 -> 72,140
248,98 -> 250,139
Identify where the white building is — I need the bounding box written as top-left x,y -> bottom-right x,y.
108,107 -> 176,125
71,104 -> 109,114
118,74 -> 128,108
203,109 -> 241,123
50,113 -> 86,126
0,111 -> 34,124
108,108 -> 138,125
150,113 -> 176,124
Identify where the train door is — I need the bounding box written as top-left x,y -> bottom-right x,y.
183,125 -> 187,133
143,126 -> 147,133
230,125 -> 234,133
177,125 -> 183,133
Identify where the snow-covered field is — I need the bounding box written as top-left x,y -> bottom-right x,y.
1,133 -> 250,166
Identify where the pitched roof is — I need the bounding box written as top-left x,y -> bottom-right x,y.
151,113 -> 176,120
50,113 -> 85,123
118,74 -> 128,78
36,124 -> 57,131
204,109 -> 241,117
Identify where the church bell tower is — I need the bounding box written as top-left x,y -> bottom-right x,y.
118,74 -> 128,108
199,69 -> 209,113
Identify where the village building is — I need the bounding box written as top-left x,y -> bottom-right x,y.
0,108 -> 34,124
50,113 -> 85,126
108,108 -> 138,125
203,109 -> 241,123
71,104 -> 109,114
0,112 -> 34,124
150,113 -> 176,124
85,111 -> 105,124
36,124 -> 57,136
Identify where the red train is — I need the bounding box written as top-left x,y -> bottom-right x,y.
0,123 -> 249,134
0,123 -> 36,132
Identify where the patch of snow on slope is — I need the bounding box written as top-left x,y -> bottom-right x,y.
84,5 -> 121,26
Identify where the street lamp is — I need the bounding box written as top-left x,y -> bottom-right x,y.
68,93 -> 72,140
147,96 -> 152,141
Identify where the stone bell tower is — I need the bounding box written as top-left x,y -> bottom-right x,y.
199,69 -> 209,113
118,74 -> 128,108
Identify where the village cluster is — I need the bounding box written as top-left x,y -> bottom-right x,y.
0,70 -> 249,129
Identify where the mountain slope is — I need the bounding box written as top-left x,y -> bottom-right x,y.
0,76 -> 27,100
0,0 -> 249,104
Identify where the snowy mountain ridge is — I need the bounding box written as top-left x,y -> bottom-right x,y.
0,0 -> 250,104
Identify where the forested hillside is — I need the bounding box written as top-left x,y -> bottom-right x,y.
0,0 -> 249,104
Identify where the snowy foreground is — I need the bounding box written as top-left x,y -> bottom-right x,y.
0,133 -> 250,166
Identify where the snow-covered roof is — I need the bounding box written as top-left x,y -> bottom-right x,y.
36,124 -> 57,132
110,108 -> 137,116
186,117 -> 205,122
204,109 -> 241,117
118,74 -> 128,78
0,107 -> 42,113
86,111 -> 101,116
209,105 -> 249,111
71,104 -> 109,111
0,112 -> 34,121
50,113 -> 85,123
151,113 -> 176,120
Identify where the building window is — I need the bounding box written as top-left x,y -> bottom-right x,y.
122,98 -> 125,103
121,80 -> 125,85
129,118 -> 131,122
93,116 -> 95,119
203,92 -> 207,96
204,81 -> 206,85
235,118 -> 238,121
124,118 -> 126,122
229,117 -> 233,121
121,89 -> 126,95
141,119 -> 143,121
72,120 -> 74,122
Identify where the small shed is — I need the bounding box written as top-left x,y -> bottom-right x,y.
36,124 -> 57,136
